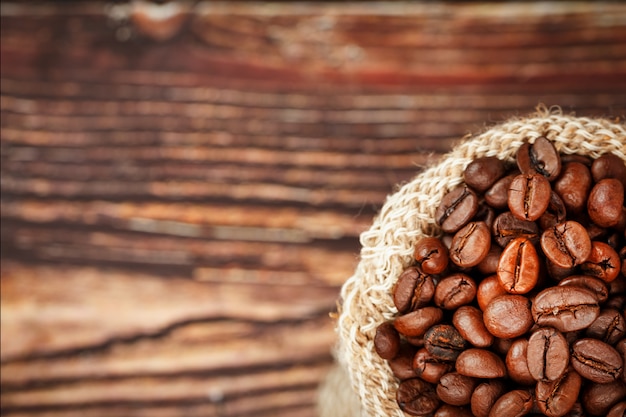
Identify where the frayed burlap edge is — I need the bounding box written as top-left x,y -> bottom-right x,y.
323,107 -> 626,417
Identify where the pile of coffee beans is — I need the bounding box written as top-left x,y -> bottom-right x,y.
374,137 -> 626,417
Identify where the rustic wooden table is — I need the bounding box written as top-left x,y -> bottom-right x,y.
1,2 -> 625,416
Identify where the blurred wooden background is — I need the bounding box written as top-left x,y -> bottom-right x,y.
1,2 -> 625,416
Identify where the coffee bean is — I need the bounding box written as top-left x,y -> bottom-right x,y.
393,267 -> 436,313
535,367 -> 582,417
424,324 -> 467,361
527,327 -> 569,382
436,186 -> 479,233
541,220 -> 592,268
554,161 -> 593,214
470,380 -> 506,417
591,152 -> 626,187
433,404 -> 474,417
483,294 -> 533,338
508,173 -> 552,221
464,156 -> 507,193
588,178 -> 624,228
492,211 -> 540,248
476,274 -> 508,311
517,136 -> 562,181
607,401 -> 626,417
586,309 -> 626,345
488,389 -> 534,417
414,237 -> 449,275
532,286 -> 600,332
389,343 -> 419,380
477,245 -> 502,276
374,321 -> 401,360
455,348 -> 507,378
394,307 -> 444,338
582,380 -> 626,417
452,306 -> 494,348
539,191 -> 568,230
506,338 -> 536,386
434,273 -> 477,310
396,378 -> 440,416
485,173 -> 518,209
413,347 -> 454,384
449,221 -> 491,268
497,237 -> 540,294
581,241 -> 621,283
436,372 -> 478,406
558,275 -> 609,304
571,338 -> 624,384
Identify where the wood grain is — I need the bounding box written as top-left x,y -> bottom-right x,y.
1,2 -> 625,416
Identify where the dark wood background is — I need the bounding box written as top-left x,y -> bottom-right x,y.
1,2 -> 625,416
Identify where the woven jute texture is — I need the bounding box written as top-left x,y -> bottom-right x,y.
327,108 -> 626,417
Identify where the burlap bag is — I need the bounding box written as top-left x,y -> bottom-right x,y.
320,107 -> 626,417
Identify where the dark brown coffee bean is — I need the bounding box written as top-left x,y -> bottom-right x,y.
452,306 -> 494,348
517,136 -> 562,181
477,245 -> 502,276
393,267 -> 436,313
607,401 -> 626,417
389,343 -> 419,380
581,241 -> 621,283
434,404 -> 474,417
396,378 -> 440,416
488,389 -> 534,417
527,327 -> 569,382
424,324 -> 468,362
374,321 -> 401,360
394,307 -> 444,337
483,294 -> 533,338
492,337 -> 515,356
449,221 -> 491,268
535,367 -> 582,417
539,191 -> 568,230
591,152 -> 626,187
434,273 -> 477,310
586,309 -> 626,345
558,275 -> 609,304
464,156 -> 507,193
571,338 -> 624,384
492,211 -> 540,248
554,161 -> 593,214
532,286 -> 600,332
506,338 -> 536,386
436,372 -> 478,406
414,237 -> 449,275
582,380 -> 626,417
497,237 -> 540,294
546,259 -> 577,281
471,380 -> 506,417
455,348 -> 507,378
508,173 -> 552,221
473,202 -> 496,230
413,347 -> 454,384
588,178 -> 624,228
541,220 -> 592,268
436,186 -> 479,233
477,274 -> 508,311
485,173 -> 518,209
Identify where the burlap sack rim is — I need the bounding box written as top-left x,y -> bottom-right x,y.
334,106 -> 626,417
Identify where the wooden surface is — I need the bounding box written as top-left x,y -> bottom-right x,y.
1,2 -> 626,416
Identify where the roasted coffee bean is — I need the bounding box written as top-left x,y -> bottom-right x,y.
535,367 -> 582,417
527,327 -> 569,382
489,389 -> 534,417
532,286 -> 600,332
449,221 -> 491,268
424,324 -> 467,361
497,237 -> 540,294
554,161 -> 593,214
586,309 -> 626,345
455,348 -> 507,378
571,338 -> 624,384
413,347 -> 454,384
517,136 -> 562,181
476,274 -> 508,311
464,156 -> 507,193
414,237 -> 449,275
588,178 -> 624,228
558,275 -> 609,303
389,343 -> 419,380
436,372 -> 478,406
541,220 -> 592,268
581,241 -> 621,283
539,191 -> 568,230
433,404 -> 474,417
506,338 -> 535,386
581,380 -> 626,417
492,211 -> 540,247
434,274 -> 477,310
485,173 -> 518,209
471,379 -> 506,417
483,294 -> 533,338
452,306 -> 494,348
546,259 -> 576,281
396,378 -> 440,416
436,186 -> 479,233
591,152 -> 626,187
473,202 -> 496,230
394,307 -> 444,337
393,267 -> 436,313
477,245 -> 502,276
607,401 -> 626,417
508,173 -> 552,221
492,337 -> 514,356
374,321 -> 401,360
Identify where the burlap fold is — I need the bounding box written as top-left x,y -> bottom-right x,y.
325,108 -> 625,417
